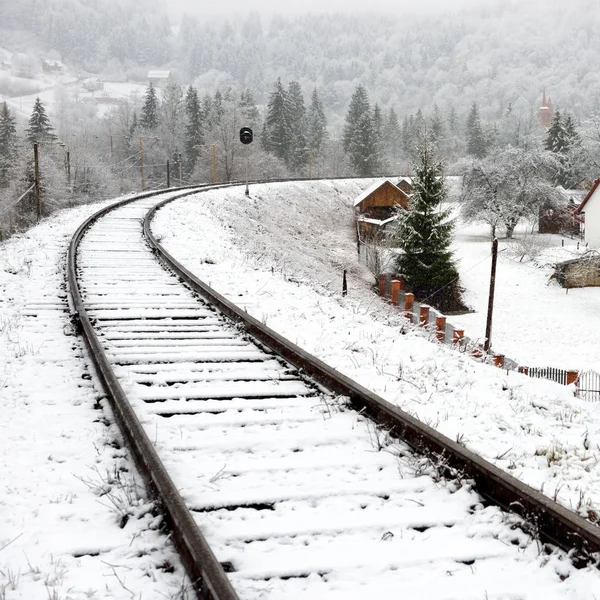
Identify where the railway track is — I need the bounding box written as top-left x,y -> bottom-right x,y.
68,185 -> 600,599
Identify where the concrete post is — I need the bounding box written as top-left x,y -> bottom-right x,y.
391,280 -> 402,305
379,274 -> 386,297
404,293 -> 414,320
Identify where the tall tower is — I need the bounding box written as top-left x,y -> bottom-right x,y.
538,90 -> 553,127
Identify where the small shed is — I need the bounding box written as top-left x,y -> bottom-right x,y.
354,179 -> 410,242
574,178 -> 600,248
554,252 -> 600,288
42,59 -> 64,73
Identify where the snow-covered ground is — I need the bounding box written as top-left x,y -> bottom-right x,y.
152,180 -> 600,528
0,197 -> 190,599
2,179 -> 600,598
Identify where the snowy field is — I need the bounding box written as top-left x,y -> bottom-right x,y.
2,180 -> 600,598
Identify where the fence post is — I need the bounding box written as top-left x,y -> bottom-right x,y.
391,279 -> 402,305
435,316 -> 446,342
566,370 -> 579,386
404,293 -> 414,320
419,304 -> 430,327
518,366 -> 529,376
493,354 -> 505,368
378,274 -> 386,297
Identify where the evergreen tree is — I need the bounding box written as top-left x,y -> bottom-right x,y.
343,84 -> 377,176
429,104 -> 444,146
140,82 -> 159,130
393,140 -> 462,312
544,109 -> 568,154
0,101 -> 18,179
466,102 -> 487,158
286,80 -> 307,173
184,86 -> 204,172
372,103 -> 387,174
383,107 -> 401,163
306,88 -> 328,156
239,89 -> 260,130
545,110 -> 582,186
263,78 -> 291,165
25,97 -> 56,144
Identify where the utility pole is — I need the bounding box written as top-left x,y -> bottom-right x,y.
66,150 -> 71,187
484,238 -> 499,354
33,143 -> 41,220
139,136 -> 145,191
212,144 -> 217,184
178,152 -> 183,186
166,160 -> 170,188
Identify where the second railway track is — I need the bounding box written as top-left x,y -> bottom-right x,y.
69,185 -> 600,599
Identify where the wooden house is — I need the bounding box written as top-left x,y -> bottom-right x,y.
539,186 -> 583,235
354,179 -> 410,241
574,178 -> 600,248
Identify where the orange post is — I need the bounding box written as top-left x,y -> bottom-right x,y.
493,354 -> 505,368
404,293 -> 414,320
419,304 -> 430,327
379,274 -> 386,297
435,316 -> 446,342
391,280 -> 402,305
452,329 -> 464,345
566,370 -> 579,386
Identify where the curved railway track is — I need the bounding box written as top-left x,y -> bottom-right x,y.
68,184 -> 600,599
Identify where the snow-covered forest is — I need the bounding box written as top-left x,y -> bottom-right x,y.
1,0 -> 600,237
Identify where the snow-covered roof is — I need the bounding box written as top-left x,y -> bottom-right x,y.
148,70 -> 171,78
353,178 -> 405,207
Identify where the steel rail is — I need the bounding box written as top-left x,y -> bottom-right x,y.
145,189 -> 600,564
68,185 -> 241,600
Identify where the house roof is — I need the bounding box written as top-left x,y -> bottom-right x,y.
353,178 -> 408,207
575,178 -> 600,215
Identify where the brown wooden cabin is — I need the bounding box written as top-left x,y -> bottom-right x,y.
354,179 -> 411,242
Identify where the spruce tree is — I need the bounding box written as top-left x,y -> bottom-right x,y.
545,110 -> 581,187
343,84 -> 376,176
140,82 -> 159,130
306,88 -> 328,156
25,97 -> 56,144
394,140 -> 462,312
544,109 -> 568,154
286,80 -> 307,173
239,89 -> 260,129
383,107 -> 401,162
263,78 -> 291,165
372,103 -> 387,174
185,86 -> 203,171
466,102 -> 487,158
0,101 -> 18,179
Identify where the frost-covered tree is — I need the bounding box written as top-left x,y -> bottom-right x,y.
0,102 -> 18,181
383,107 -> 401,166
545,110 -> 582,187
26,98 -> 56,144
184,86 -> 204,173
393,140 -> 462,312
466,102 -> 487,158
306,88 -> 328,158
287,80 -> 307,173
461,147 -> 560,239
343,84 -> 378,176
263,78 -> 291,165
140,82 -> 159,130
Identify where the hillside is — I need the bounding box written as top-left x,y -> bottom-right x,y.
1,0 -> 599,127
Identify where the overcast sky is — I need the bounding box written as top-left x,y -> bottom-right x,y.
166,0 -> 491,19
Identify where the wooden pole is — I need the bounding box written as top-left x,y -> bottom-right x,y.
33,142 -> 41,220
178,152 -> 183,186
166,160 -> 170,188
139,137 -> 145,191
66,150 -> 71,186
342,270 -> 347,296
484,238 -> 498,353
